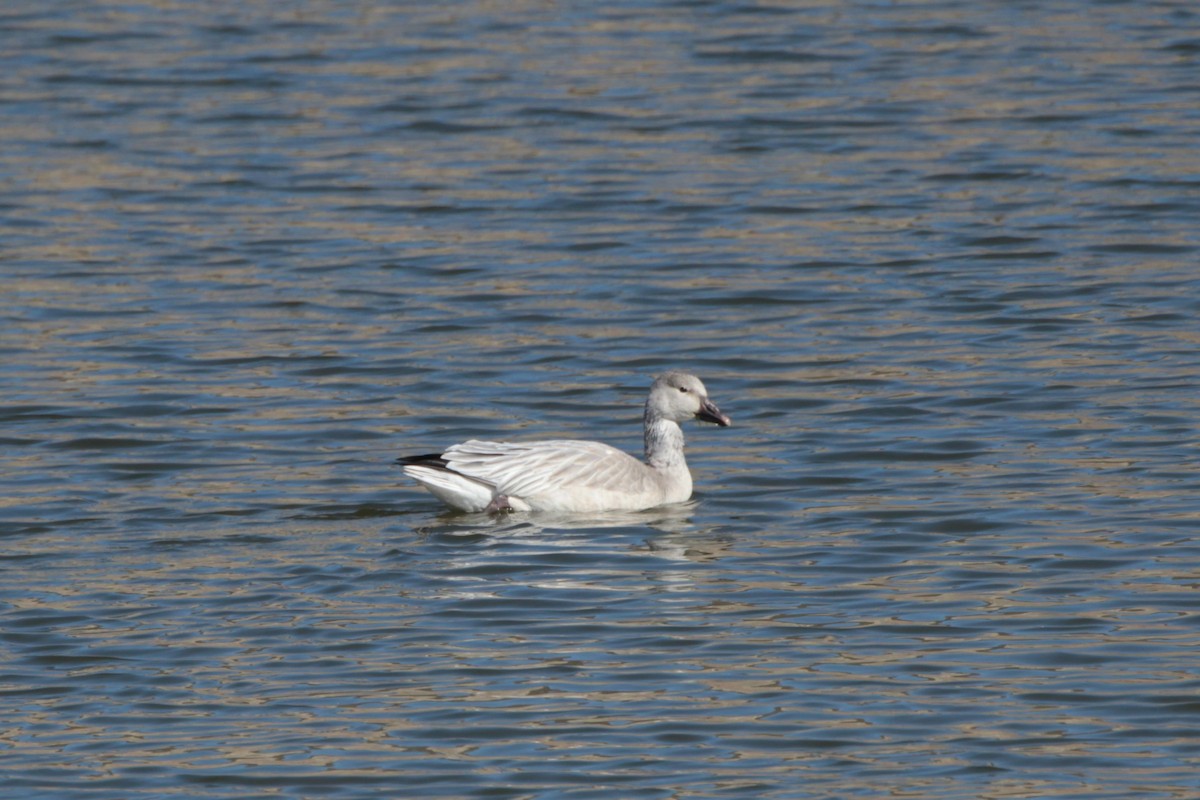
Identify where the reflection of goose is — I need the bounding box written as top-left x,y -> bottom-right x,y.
398,372 -> 731,513
422,501 -> 701,536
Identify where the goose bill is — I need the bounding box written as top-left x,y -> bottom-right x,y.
696,400 -> 731,427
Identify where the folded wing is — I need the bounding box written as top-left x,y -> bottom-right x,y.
443,439 -> 658,504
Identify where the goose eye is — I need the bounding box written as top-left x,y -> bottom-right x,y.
678,387 -> 689,393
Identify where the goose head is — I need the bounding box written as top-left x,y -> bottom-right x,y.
647,371 -> 732,427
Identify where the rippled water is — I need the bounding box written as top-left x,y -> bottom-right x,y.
4,1 -> 1200,798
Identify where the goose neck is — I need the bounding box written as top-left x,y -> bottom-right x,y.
644,411 -> 687,470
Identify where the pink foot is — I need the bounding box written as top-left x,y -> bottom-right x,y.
485,495 -> 515,514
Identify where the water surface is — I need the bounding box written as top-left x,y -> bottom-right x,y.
3,1 -> 1200,798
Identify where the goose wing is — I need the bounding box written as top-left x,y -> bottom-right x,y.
442,439 -> 658,500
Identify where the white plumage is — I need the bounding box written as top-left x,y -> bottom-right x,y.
398,372 -> 731,513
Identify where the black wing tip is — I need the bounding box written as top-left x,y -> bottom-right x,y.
395,452 -> 449,469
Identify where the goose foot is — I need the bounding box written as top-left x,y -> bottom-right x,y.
485,495 -> 515,514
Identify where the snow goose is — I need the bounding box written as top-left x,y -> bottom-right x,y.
397,371 -> 731,513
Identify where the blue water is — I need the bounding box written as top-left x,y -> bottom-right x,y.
4,1 -> 1200,798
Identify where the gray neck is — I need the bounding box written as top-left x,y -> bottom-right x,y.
644,407 -> 687,470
